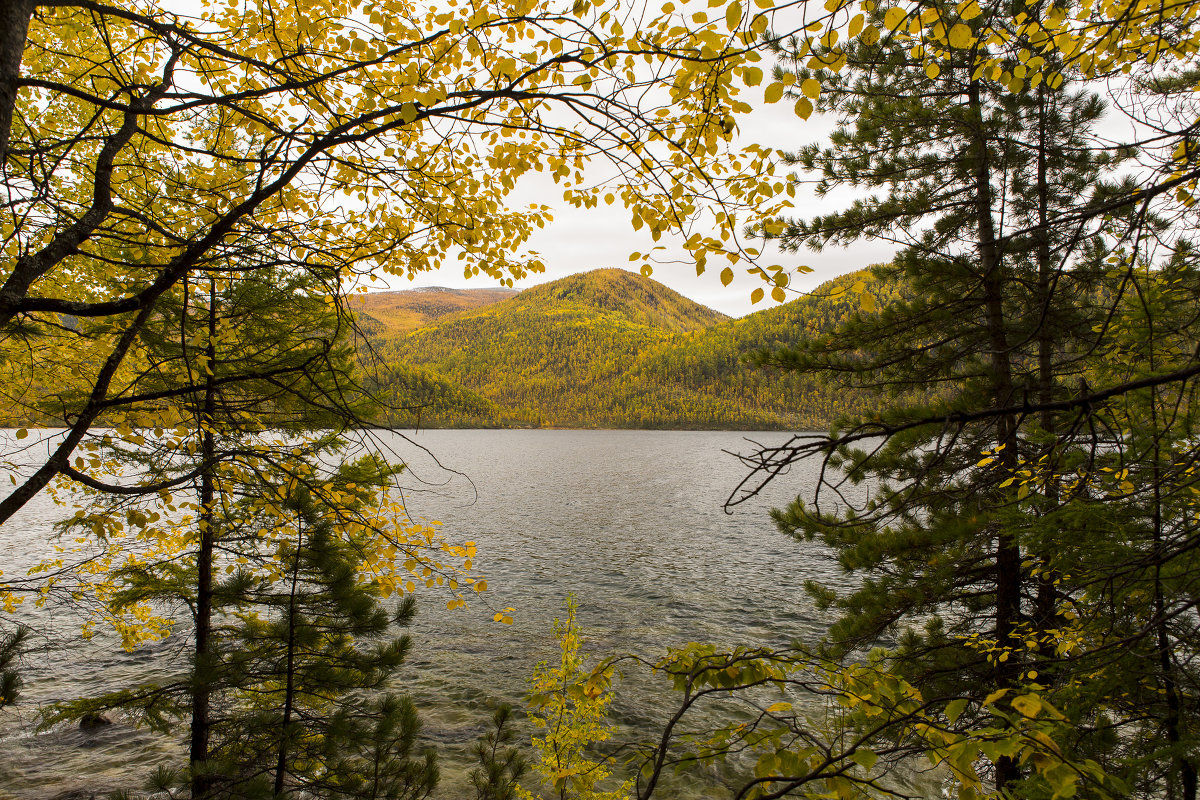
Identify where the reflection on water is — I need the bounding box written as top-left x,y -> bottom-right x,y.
0,429 -> 847,800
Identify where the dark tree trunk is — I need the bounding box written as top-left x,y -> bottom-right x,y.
190,278 -> 219,800
1034,86 -> 1058,633
274,520 -> 304,797
0,0 -> 34,164
969,77 -> 1022,794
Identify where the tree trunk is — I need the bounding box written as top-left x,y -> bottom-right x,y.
0,0 -> 33,164
190,278 -> 219,799
1033,85 -> 1058,633
969,77 -> 1022,794
274,519 -> 304,797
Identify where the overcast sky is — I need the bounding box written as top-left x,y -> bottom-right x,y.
381,58 -> 1148,318
387,99 -> 899,318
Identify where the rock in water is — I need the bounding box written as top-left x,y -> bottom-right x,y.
78,712 -> 112,731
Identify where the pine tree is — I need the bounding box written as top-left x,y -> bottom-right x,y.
749,0 -> 1130,790
201,477 -> 439,800
46,260 -> 475,798
0,625 -> 26,708
1027,249 -> 1200,798
60,262 -> 368,797
470,704 -> 529,800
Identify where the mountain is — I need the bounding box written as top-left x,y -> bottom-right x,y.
511,268 -> 727,331
0,270 -> 882,429
360,268 -> 886,430
349,286 -> 518,338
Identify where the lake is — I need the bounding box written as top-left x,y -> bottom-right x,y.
0,429 -> 853,800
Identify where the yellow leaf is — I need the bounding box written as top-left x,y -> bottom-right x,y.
860,292 -> 877,312
764,82 -> 784,103
884,6 -> 906,30
794,97 -> 814,119
744,66 -> 764,86
765,701 -> 792,713
945,697 -> 968,723
751,287 -> 765,304
721,266 -> 734,286
771,286 -> 786,302
725,0 -> 742,29
925,62 -> 940,78
848,13 -> 864,37
801,78 -> 821,98
850,749 -> 878,771
948,23 -> 973,48
15,429 -> 28,440
1011,694 -> 1042,718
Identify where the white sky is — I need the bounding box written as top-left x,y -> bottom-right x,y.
387,100 -> 899,318
384,64 -> 1147,320
159,0 -> 890,318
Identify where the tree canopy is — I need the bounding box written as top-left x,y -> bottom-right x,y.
0,0 -> 799,529
4,0 -> 1200,796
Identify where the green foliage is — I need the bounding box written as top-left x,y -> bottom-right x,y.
705,0 -> 1200,795
1008,258 -> 1200,798
471,704 -> 529,800
49,448 -> 449,800
144,765 -> 186,799
616,642 -> 1111,800
0,625 -> 26,708
199,477 -> 439,799
520,597 -> 631,800
34,263 -> 474,799
313,693 -> 439,800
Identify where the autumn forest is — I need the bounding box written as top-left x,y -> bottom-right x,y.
2,0 -> 1200,797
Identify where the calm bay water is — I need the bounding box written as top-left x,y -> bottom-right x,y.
0,430 -> 853,799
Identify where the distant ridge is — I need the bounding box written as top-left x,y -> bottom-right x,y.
512,268 -> 727,332
360,267 -> 891,430
350,286 -> 518,337
0,269 -> 889,429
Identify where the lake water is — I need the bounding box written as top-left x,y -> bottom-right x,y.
0,429 -> 853,800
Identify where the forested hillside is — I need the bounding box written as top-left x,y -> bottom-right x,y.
350,286 -> 518,338
359,267 -> 893,429
0,269 -> 883,430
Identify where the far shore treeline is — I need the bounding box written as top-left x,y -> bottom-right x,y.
0,268 -> 909,431
5,0 -> 1200,796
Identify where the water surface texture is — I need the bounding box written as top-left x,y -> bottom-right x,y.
0,429 -> 850,799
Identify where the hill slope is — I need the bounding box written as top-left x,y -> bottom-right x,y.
351,286 -> 518,338
365,268 -> 885,429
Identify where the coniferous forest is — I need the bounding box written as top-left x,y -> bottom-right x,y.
353,268 -> 910,430
2,0 -> 1200,798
